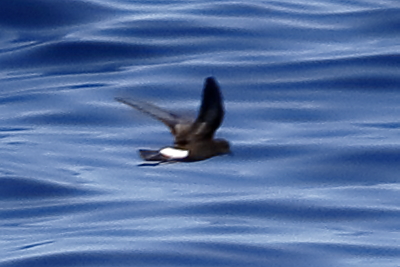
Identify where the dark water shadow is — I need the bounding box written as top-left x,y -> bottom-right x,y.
0,243 -> 329,267
303,146 -> 400,185
171,199 -> 400,222
0,176 -> 95,200
0,41 -> 167,69
0,0 -> 117,30
18,109 -> 126,127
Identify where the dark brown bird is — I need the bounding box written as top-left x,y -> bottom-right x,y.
115,77 -> 230,165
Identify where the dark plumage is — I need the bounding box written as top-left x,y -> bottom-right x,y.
115,77 -> 230,165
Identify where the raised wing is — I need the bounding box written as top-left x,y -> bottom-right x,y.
192,77 -> 224,139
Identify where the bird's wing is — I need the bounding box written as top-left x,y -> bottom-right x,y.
192,77 -> 224,140
115,97 -> 186,135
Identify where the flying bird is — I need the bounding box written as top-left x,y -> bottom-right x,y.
115,77 -> 230,165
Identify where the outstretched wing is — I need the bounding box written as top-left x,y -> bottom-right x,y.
115,97 -> 185,135
192,77 -> 224,139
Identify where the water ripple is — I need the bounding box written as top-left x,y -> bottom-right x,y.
1,0 -> 400,266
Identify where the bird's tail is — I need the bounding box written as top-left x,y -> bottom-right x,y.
138,149 -> 166,161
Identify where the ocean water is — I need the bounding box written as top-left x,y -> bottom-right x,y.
1,0 -> 400,266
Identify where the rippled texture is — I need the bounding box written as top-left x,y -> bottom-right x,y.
1,0 -> 400,266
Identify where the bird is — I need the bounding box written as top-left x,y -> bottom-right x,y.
115,77 -> 230,165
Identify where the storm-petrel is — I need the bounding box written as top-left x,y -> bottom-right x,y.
115,77 -> 230,165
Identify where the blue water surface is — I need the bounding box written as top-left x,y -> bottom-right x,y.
1,0 -> 400,266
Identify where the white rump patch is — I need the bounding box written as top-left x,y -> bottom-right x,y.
160,147 -> 189,159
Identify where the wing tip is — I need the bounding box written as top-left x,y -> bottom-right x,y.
205,76 -> 217,85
